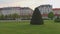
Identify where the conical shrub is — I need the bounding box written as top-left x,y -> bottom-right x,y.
30,7 -> 44,25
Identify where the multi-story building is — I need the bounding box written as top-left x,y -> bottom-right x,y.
0,5 -> 55,19
53,8 -> 60,17
0,7 -> 33,19
20,7 -> 33,19
37,4 -> 53,19
20,7 -> 33,16
0,7 -> 20,15
0,7 -> 33,16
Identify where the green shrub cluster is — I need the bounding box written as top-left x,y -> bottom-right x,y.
0,13 -> 20,20
54,16 -> 60,22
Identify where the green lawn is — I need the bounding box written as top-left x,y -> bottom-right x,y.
0,20 -> 60,34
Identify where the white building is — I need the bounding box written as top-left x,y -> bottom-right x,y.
0,7 -> 33,20
0,7 -> 20,15
38,4 -> 52,14
20,7 -> 33,16
0,7 -> 33,16
37,4 -> 53,19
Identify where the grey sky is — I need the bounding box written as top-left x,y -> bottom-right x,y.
0,0 -> 60,9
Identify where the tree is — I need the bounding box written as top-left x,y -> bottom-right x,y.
30,7 -> 44,25
8,14 -> 12,18
48,12 -> 54,20
11,13 -> 20,19
0,14 -> 4,19
5,15 -> 8,19
25,15 -> 31,20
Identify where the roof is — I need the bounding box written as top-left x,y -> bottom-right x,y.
54,14 -> 60,16
20,7 -> 33,10
0,7 -> 21,10
0,7 -> 33,11
37,4 -> 52,8
53,8 -> 60,10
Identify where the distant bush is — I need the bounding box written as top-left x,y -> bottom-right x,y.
48,12 -> 54,20
54,16 -> 60,22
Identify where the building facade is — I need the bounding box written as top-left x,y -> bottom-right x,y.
37,4 -> 53,19
0,7 -> 20,15
20,7 -> 33,16
0,7 -> 33,16
53,8 -> 60,17
20,7 -> 33,19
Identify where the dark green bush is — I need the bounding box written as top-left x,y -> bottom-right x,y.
54,16 -> 60,22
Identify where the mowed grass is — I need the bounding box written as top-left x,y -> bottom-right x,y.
0,20 -> 60,34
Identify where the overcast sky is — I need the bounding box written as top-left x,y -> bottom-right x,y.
0,0 -> 60,9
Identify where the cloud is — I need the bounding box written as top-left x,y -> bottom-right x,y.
0,0 -> 60,9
